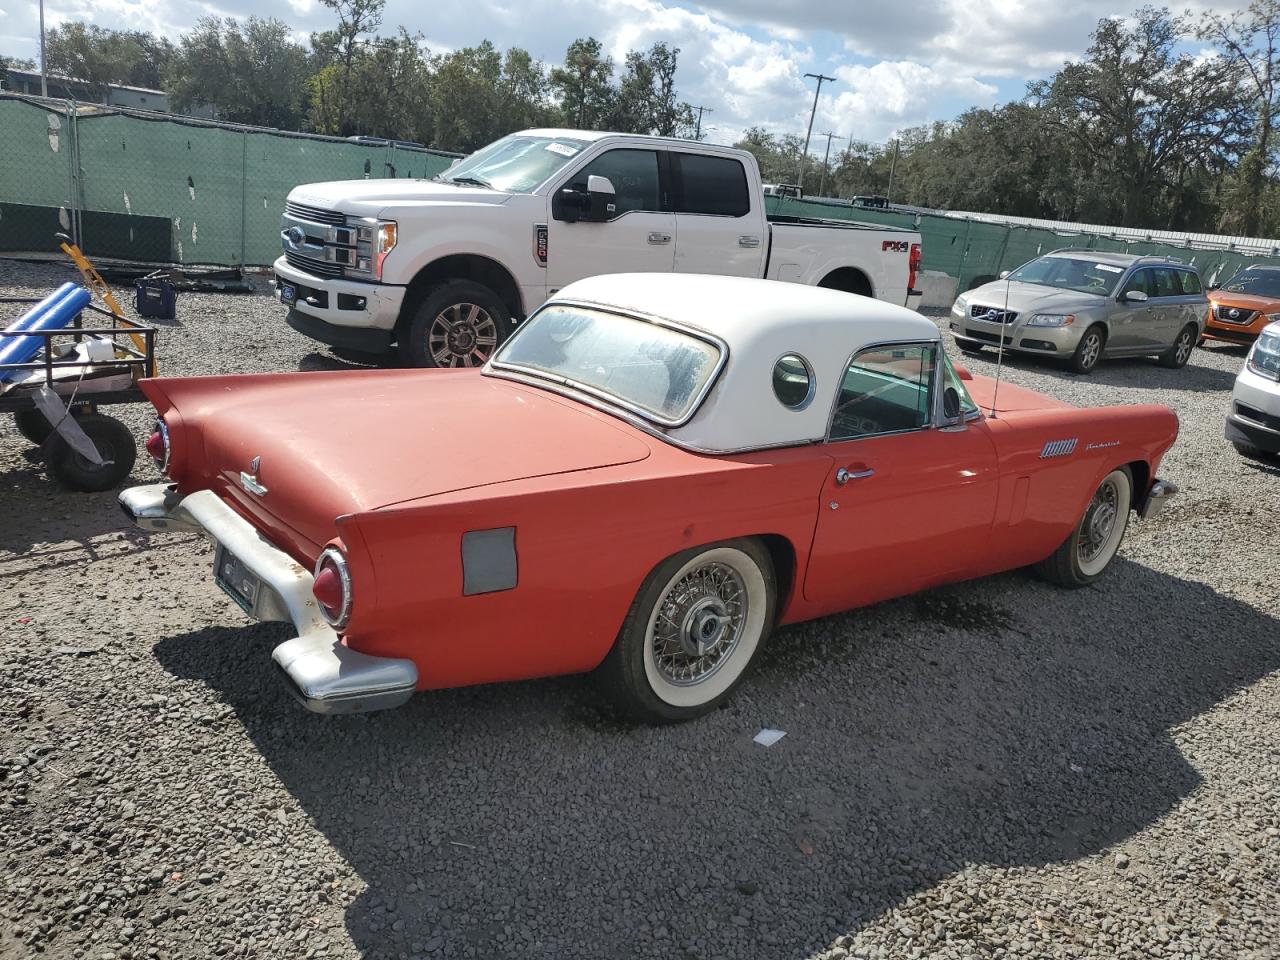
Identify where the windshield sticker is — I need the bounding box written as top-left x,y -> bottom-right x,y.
545,143 -> 579,157
1095,264 -> 1123,273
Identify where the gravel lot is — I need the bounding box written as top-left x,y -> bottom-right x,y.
1,257 -> 1278,960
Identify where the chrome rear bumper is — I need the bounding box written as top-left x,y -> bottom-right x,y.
1138,478 -> 1178,520
119,483 -> 417,714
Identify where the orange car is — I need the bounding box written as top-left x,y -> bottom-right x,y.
1206,265 -> 1280,343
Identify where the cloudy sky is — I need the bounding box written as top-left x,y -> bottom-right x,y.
0,0 -> 1230,145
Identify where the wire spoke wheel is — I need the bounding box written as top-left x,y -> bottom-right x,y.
427,302 -> 499,368
1078,478 -> 1119,565
650,561 -> 747,686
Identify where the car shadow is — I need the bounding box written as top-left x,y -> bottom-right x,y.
297,348 -> 397,373
152,560 -> 1280,959
953,345 -> 1240,393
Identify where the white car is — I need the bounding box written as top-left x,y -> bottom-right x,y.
1226,320 -> 1280,460
273,130 -> 923,368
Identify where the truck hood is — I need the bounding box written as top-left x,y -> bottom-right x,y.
142,370 -> 650,553
289,179 -> 510,216
962,281 -> 1107,316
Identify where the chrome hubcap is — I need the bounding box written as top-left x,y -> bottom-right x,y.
652,562 -> 746,685
428,303 -> 498,367
1176,334 -> 1191,363
1079,479 -> 1119,563
1081,335 -> 1101,368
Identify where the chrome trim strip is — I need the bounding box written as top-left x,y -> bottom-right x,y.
1139,478 -> 1178,520
315,546 -> 353,630
487,297 -> 730,429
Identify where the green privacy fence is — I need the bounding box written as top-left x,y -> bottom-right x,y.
0,94 -> 459,267
766,196 -> 1280,294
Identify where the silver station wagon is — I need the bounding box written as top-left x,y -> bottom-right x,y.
949,251 -> 1207,374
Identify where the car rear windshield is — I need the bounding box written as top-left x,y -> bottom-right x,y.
1222,268 -> 1280,298
1005,256 -> 1125,296
491,305 -> 723,425
437,134 -> 591,193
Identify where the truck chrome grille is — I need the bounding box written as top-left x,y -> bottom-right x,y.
285,201 -> 347,227
285,251 -> 343,278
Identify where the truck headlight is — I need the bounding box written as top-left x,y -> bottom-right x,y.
1247,329 -> 1280,381
344,219 -> 397,281
1026,313 -> 1075,327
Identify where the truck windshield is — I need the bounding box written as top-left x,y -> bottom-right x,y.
437,135 -> 591,193
1005,256 -> 1123,296
491,305 -> 723,425
1221,268 -> 1280,298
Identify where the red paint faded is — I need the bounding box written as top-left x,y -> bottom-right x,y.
140,365 -> 1177,693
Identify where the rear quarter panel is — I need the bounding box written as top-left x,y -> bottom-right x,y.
767,223 -> 916,304
341,443 -> 833,690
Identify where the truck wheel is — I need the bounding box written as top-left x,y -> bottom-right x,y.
598,538 -> 775,723
14,409 -> 53,445
44,413 -> 136,492
398,280 -> 513,369
1069,325 -> 1106,374
1156,324 -> 1197,369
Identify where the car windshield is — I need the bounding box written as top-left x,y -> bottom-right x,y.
491,305 -> 723,425
1005,256 -> 1125,296
436,134 -> 591,193
1221,268 -> 1280,298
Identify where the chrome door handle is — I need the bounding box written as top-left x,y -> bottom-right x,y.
648,232 -> 672,244
835,467 -> 874,485
738,236 -> 761,248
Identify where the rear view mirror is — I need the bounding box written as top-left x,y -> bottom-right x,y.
1123,290 -> 1149,303
999,270 -> 1010,279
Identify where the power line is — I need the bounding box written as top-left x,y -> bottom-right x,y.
818,131 -> 838,198
691,105 -> 713,140
797,73 -> 835,190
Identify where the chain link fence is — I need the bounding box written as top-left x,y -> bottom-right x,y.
0,93 -> 460,268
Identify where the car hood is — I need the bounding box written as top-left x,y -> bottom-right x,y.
961,281 -> 1106,316
963,373 -> 1073,414
1209,291 -> 1279,311
289,179 -> 510,217
142,370 -> 651,551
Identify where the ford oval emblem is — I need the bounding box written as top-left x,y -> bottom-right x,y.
284,226 -> 306,248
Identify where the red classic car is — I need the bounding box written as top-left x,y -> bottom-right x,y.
120,274 -> 1179,722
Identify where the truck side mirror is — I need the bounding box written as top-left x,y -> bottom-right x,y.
555,176 -> 618,224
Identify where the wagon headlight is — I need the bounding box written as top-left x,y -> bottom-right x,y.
313,546 -> 353,629
1027,313 -> 1075,327
1247,329 -> 1280,381
951,296 -> 968,317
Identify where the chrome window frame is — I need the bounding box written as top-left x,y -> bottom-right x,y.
824,338 -> 942,444
771,352 -> 817,411
486,297 -> 729,429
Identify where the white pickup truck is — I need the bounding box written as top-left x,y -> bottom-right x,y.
273,129 -> 924,367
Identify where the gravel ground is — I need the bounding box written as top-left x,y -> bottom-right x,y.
1,258 -> 1278,960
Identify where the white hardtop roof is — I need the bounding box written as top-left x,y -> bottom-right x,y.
544,274 -> 940,453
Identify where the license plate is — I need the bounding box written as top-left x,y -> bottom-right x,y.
280,282 -> 297,306
214,544 -> 261,615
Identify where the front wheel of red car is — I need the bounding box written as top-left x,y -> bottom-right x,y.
1034,467 -> 1132,588
600,538 -> 776,723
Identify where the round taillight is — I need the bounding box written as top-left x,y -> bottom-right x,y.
313,547 -> 351,629
147,419 -> 170,474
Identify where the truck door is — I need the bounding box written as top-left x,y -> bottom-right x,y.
545,148 -> 674,295
669,151 -> 767,278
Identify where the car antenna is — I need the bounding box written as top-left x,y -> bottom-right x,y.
989,274 -> 1012,419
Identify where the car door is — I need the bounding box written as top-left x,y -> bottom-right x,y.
1147,267 -> 1186,347
802,342 -> 1000,612
545,148 -> 675,295
1111,268 -> 1157,352
1173,268 -> 1206,340
668,150 -> 767,277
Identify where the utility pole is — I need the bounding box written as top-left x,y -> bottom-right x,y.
38,0 -> 48,98
692,105 -> 713,141
886,138 -> 900,204
797,72 -> 835,190
817,131 -> 838,198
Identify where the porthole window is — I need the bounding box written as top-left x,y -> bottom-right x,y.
772,353 -> 815,410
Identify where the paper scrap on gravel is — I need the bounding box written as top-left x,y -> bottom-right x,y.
754,728 -> 786,747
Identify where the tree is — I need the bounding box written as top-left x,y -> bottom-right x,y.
610,43 -> 693,136
312,0 -> 384,73
168,17 -> 311,128
1,53 -> 37,72
311,30 -> 432,141
549,38 -> 614,129
1031,7 -> 1250,227
43,24 -> 173,97
1201,1 -> 1280,234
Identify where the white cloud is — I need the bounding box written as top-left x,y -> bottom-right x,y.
824,60 -> 998,140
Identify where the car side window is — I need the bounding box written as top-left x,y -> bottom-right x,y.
1121,269 -> 1153,298
1179,270 -> 1203,295
1151,268 -> 1181,298
671,153 -> 751,217
829,343 -> 936,442
569,149 -> 662,216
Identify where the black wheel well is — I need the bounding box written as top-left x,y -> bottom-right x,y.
757,533 -> 797,617
401,255 -> 524,330
817,267 -> 874,298
1126,459 -> 1150,513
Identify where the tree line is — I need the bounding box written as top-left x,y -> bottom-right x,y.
0,0 -> 695,151
740,5 -> 1280,237
3,3 -> 1280,236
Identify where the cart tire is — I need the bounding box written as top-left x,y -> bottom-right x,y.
45,414 -> 136,492
13,409 -> 53,445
